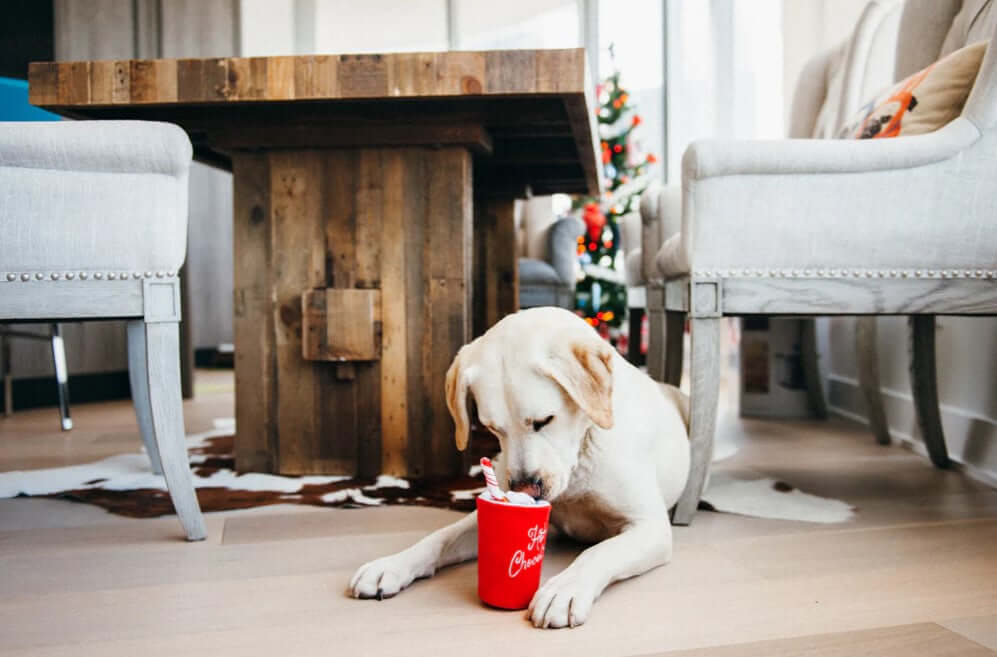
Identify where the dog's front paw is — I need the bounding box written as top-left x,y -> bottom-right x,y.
527,570 -> 598,628
349,552 -> 428,600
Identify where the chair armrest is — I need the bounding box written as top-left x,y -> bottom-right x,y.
683,118 -> 979,181
547,216 -> 584,286
679,117 -> 995,274
0,120 -> 192,177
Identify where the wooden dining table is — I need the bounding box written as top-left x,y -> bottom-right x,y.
29,48 -> 600,478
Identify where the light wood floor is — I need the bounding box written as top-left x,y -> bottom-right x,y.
0,370 -> 994,656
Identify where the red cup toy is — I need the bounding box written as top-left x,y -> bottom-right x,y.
476,492 -> 552,609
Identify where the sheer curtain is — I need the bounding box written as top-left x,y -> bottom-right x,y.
665,0 -> 784,183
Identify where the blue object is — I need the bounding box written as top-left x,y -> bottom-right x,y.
0,77 -> 61,121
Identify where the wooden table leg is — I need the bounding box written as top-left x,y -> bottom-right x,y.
473,196 -> 519,337
234,147 -> 472,478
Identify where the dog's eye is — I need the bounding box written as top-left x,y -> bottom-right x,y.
532,415 -> 554,432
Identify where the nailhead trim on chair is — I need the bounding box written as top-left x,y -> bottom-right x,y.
691,269 -> 997,279
2,271 -> 179,282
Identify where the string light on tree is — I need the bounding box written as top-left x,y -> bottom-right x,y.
573,44 -> 658,341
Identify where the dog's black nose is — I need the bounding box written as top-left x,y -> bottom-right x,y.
509,475 -> 544,500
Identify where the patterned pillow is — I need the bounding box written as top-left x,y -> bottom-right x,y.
838,41 -> 988,139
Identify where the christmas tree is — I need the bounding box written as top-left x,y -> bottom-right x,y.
574,51 -> 657,343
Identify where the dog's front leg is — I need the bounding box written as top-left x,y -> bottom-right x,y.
528,517 -> 672,628
349,511 -> 478,600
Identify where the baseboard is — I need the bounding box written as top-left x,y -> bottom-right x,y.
827,374 -> 997,488
3,370 -> 131,413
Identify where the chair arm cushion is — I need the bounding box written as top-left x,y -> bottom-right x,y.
683,117 -> 978,181
676,118 -> 997,275
547,216 -> 584,286
0,121 -> 192,275
0,121 -> 191,176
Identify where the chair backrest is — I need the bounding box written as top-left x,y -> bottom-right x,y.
789,0 -> 903,139
897,0 -> 997,130
515,195 -> 556,261
837,0 -> 905,123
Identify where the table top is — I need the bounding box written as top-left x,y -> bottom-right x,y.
29,49 -> 601,196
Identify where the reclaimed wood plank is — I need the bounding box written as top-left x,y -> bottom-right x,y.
58,61 -> 90,105
338,54 -> 389,98
264,56 -> 295,100
352,150 -> 385,478
269,151 -> 343,475
129,59 -> 177,103
232,153 -> 276,473
379,149 -> 409,476
111,60 -> 131,103
88,60 -> 115,104
302,288 -> 381,362
293,55 -> 337,99
33,50 -> 592,104
484,50 -> 536,94
227,57 -> 266,100
472,197 -> 518,336
439,51 -> 485,95
404,150 -> 429,478
27,62 -> 58,105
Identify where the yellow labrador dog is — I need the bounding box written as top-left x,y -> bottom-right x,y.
349,306 -> 690,628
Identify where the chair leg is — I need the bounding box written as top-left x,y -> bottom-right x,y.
2,331 -> 12,418
671,317 -> 721,526
855,317 -> 891,445
908,316 -> 950,469
627,307 -> 645,366
664,311 -> 685,387
50,324 -> 72,431
128,319 -> 206,540
647,307 -> 666,381
127,320 -> 164,474
799,318 -> 827,419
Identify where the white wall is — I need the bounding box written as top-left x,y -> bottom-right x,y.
315,0 -> 447,53
456,0 -> 578,49
240,0 -> 295,55
826,316 -> 997,486
666,0 -> 784,184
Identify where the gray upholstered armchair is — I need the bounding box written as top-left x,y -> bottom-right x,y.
516,195 -> 584,309
647,0 -> 997,525
0,120 -> 206,540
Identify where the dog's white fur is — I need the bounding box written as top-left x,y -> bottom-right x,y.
349,307 -> 690,628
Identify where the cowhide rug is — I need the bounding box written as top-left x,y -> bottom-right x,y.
0,419 -> 854,523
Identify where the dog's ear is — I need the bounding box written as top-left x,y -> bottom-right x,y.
445,346 -> 475,451
540,336 -> 614,429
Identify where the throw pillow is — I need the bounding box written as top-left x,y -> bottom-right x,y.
837,40 -> 988,139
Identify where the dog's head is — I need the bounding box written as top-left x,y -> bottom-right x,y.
445,307 -> 614,502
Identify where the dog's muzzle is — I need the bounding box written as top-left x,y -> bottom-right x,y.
509,475 -> 544,500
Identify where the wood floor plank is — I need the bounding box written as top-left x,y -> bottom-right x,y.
941,615 -> 997,652
651,623 -> 996,657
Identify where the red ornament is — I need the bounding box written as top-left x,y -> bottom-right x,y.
632,114 -> 643,127
612,144 -> 623,154
646,153 -> 658,164
582,202 -> 607,242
